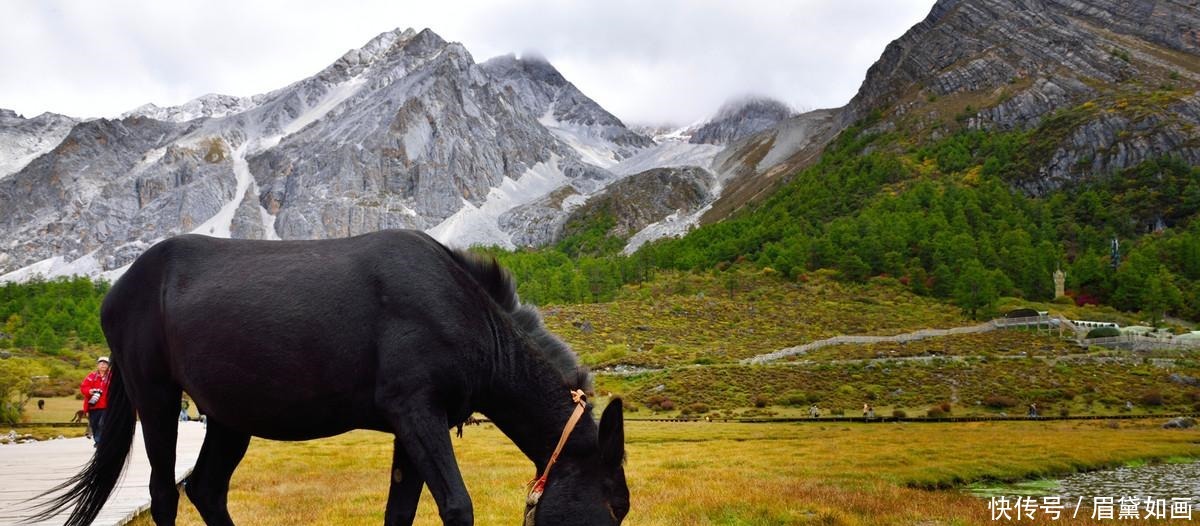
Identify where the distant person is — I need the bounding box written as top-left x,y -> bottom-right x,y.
180,399 -> 190,422
79,357 -> 111,447
37,399 -> 44,410
866,404 -> 875,419
809,404 -> 820,418
1027,403 -> 1038,418
863,403 -> 869,419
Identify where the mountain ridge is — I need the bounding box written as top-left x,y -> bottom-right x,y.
0,27 -> 757,280
7,0 -> 1200,292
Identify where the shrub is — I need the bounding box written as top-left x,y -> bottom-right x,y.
681,402 -> 710,415
753,394 -> 770,408
1059,407 -> 1070,417
983,394 -> 1019,409
586,344 -> 628,366
781,391 -> 808,407
927,407 -> 946,418
892,409 -> 908,418
645,395 -> 676,412
1139,391 -> 1165,406
939,402 -> 952,414
202,137 -> 227,163
1086,327 -> 1121,338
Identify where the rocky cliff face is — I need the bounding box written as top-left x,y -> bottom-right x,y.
574,165 -> 715,240
481,54 -> 654,163
700,108 -> 841,224
498,165 -> 716,251
843,0 -> 1200,193
0,117 -> 235,275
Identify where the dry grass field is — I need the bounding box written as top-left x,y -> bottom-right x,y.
20,395 -> 84,424
125,418 -> 1199,525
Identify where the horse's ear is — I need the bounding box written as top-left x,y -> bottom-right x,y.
598,398 -> 624,470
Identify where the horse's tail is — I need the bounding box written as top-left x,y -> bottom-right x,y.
25,365 -> 136,526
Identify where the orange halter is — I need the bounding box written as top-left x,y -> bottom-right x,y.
524,389 -> 588,525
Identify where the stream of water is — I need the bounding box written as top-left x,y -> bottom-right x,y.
968,461 -> 1200,510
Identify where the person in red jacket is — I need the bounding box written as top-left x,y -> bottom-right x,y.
80,356 -> 111,447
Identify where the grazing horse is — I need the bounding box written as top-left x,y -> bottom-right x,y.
32,230 -> 628,526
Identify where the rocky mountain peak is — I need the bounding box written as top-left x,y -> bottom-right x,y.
480,52 -> 653,159
484,53 -> 568,89
482,53 -> 627,127
689,95 -> 796,145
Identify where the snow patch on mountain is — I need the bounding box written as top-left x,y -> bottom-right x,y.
0,252 -> 98,283
0,110 -> 78,179
251,75 -> 370,153
123,93 -> 258,123
428,154 -> 570,249
622,199 -> 716,255
610,140 -> 721,176
539,110 -> 622,169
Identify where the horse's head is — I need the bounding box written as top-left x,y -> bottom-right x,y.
526,398 -> 629,526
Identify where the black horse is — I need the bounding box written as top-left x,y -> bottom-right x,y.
32,229 -> 628,526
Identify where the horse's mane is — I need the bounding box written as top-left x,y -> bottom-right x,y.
447,249 -> 592,392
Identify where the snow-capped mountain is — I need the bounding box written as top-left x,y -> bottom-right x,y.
0,109 -> 78,179
0,28 -> 678,280
0,27 -> 820,282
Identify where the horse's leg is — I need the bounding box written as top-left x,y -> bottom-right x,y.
384,438 -> 425,526
381,398 -> 473,525
184,418 -> 251,526
136,382 -> 183,525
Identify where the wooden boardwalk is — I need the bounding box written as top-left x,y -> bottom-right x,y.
0,421 -> 206,526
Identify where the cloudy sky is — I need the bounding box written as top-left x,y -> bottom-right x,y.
1,0 -> 935,125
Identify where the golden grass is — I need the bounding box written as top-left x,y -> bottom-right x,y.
20,395 -> 84,424
127,419 -> 1198,525
4,396 -> 90,439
